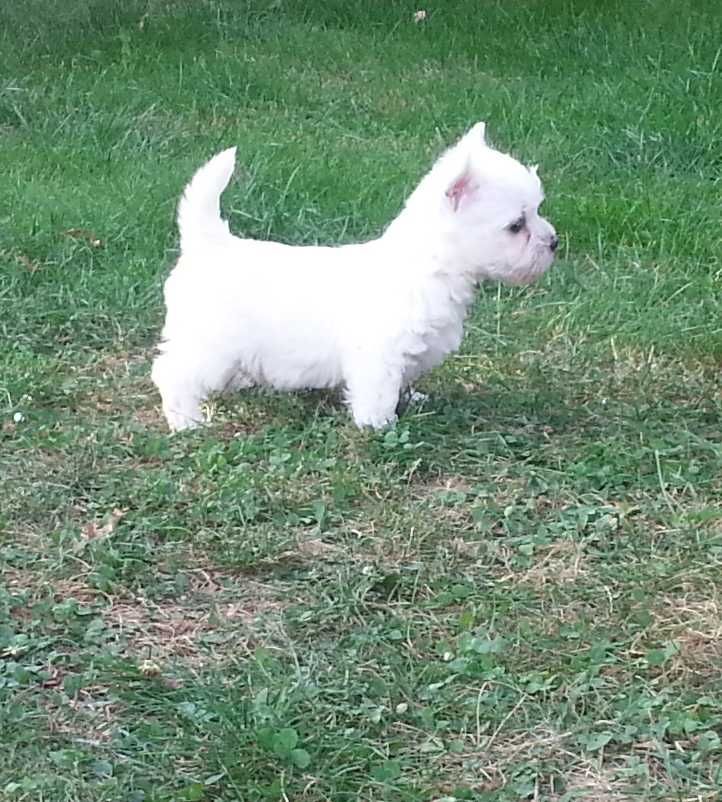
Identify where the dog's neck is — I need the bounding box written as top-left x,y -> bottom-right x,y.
381,208 -> 479,297
372,220 -> 478,351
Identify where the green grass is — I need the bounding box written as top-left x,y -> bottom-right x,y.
2,1 -> 722,800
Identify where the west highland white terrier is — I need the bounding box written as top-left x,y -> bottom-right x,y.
152,122 -> 558,431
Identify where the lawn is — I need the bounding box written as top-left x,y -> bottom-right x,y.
1,1 -> 722,800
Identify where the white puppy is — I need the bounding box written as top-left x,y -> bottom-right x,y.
152,122 -> 558,431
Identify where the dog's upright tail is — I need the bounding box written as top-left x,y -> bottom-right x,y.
177,147 -> 237,251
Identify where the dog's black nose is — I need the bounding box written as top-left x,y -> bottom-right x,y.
550,235 -> 559,252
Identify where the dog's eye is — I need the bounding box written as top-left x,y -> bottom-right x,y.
507,216 -> 526,234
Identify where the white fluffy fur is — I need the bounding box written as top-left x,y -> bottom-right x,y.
152,122 -> 558,431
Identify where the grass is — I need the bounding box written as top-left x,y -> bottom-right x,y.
1,1 -> 722,800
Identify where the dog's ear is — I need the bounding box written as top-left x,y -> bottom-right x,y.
445,166 -> 477,212
468,121 -> 487,143
528,164 -> 539,177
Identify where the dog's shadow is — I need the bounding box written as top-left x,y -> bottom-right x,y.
414,374 -> 596,433
207,375 -> 589,442
207,387 -> 347,435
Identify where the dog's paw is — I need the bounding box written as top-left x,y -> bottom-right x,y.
352,411 -> 398,431
165,409 -> 204,432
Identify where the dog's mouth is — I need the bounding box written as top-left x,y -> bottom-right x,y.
501,250 -> 555,286
503,272 -> 541,287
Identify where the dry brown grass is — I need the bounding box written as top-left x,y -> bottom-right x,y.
73,349 -> 166,428
102,569 -> 287,667
45,685 -> 119,747
555,764 -> 634,801
4,567 -> 102,606
426,725 -> 575,796
651,591 -> 722,679
4,558 -> 288,668
511,539 -> 588,588
426,725 -> 676,801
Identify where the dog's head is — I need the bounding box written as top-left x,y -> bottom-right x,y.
436,122 -> 558,285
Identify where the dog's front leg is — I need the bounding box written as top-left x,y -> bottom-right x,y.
346,364 -> 402,430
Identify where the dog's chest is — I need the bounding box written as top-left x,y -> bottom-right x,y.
403,290 -> 469,378
416,314 -> 465,368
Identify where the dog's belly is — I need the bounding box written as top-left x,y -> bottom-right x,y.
243,348 -> 343,392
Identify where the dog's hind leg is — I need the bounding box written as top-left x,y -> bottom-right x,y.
151,345 -> 240,432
